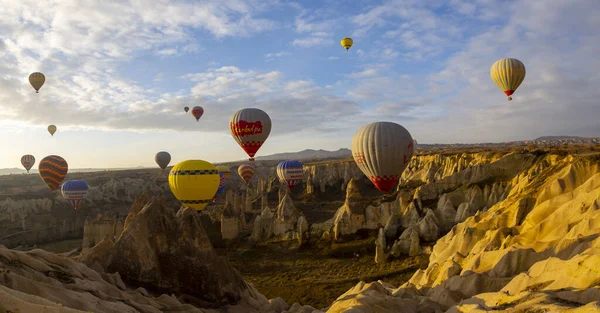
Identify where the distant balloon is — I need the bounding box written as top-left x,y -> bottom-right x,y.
168,160 -> 219,211
191,106 -> 204,121
238,163 -> 255,186
38,155 -> 68,191
216,165 -> 231,179
277,160 -> 304,190
61,180 -> 89,210
184,106 -> 189,113
490,58 -> 526,101
21,155 -> 35,173
230,108 -> 271,162
155,151 -> 171,170
213,172 -> 227,201
29,72 -> 45,93
340,37 -> 353,51
48,125 -> 57,136
351,122 -> 414,194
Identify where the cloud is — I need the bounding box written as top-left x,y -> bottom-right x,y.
406,0 -> 600,143
292,33 -> 331,48
327,56 -> 339,60
265,51 -> 290,58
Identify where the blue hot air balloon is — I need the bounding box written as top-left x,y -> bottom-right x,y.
213,172 -> 227,201
276,160 -> 304,190
61,180 -> 89,210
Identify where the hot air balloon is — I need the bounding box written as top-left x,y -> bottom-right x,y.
238,163 -> 255,186
61,180 -> 89,210
277,160 -> 304,190
168,160 -> 220,211
351,122 -> 414,194
490,58 -> 526,101
155,151 -> 171,170
230,108 -> 271,162
340,37 -> 353,51
48,125 -> 57,136
213,172 -> 227,201
191,106 -> 204,121
29,72 -> 45,93
21,155 -> 35,173
184,106 -> 189,113
216,165 -> 231,179
38,155 -> 68,191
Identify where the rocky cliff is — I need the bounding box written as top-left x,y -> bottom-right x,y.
0,194 -> 291,313
318,151 -> 600,312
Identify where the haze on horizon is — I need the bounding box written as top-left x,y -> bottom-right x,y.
0,0 -> 598,169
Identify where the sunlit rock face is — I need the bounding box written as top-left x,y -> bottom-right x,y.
319,152 -> 600,312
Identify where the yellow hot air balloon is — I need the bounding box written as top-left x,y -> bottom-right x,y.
340,37 -> 353,51
29,72 -> 45,93
47,125 -> 57,136
168,160 -> 220,211
490,58 -> 526,101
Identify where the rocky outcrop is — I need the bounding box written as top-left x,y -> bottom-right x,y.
80,195 -> 252,307
250,194 -> 305,242
313,152 -> 600,312
81,214 -> 124,248
0,244 -> 291,313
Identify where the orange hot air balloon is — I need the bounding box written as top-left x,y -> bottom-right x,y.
38,155 -> 68,191
238,163 -> 255,186
230,108 -> 271,162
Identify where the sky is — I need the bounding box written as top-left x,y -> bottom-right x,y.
0,0 -> 599,169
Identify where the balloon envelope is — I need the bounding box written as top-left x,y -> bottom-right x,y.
48,125 -> 57,136
191,106 -> 204,121
21,155 -> 35,173
213,172 -> 227,200
490,58 -> 526,101
168,160 -> 219,211
184,106 -> 189,113
39,155 -> 68,191
276,160 -> 304,190
155,151 -> 171,170
29,72 -> 45,93
216,165 -> 231,179
238,163 -> 255,186
229,108 -> 271,161
340,37 -> 353,50
351,122 -> 414,194
61,180 -> 89,210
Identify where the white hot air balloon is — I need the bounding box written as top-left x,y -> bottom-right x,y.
351,121 -> 414,194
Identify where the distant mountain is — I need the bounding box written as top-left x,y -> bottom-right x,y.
534,136 -> 584,141
253,148 -> 352,161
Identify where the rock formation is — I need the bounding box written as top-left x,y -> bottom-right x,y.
318,152 -> 600,312
82,214 -> 124,248
80,195 -> 252,307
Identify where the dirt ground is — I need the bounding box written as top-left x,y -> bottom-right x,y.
221,242 -> 429,309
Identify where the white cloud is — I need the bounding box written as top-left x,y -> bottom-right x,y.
292,34 -> 331,48
348,68 -> 379,79
406,0 -> 600,143
265,51 -> 290,58
327,56 -> 340,60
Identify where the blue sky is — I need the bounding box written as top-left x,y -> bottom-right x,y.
0,0 -> 599,168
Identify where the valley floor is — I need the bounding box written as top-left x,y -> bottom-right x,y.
219,241 -> 429,309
